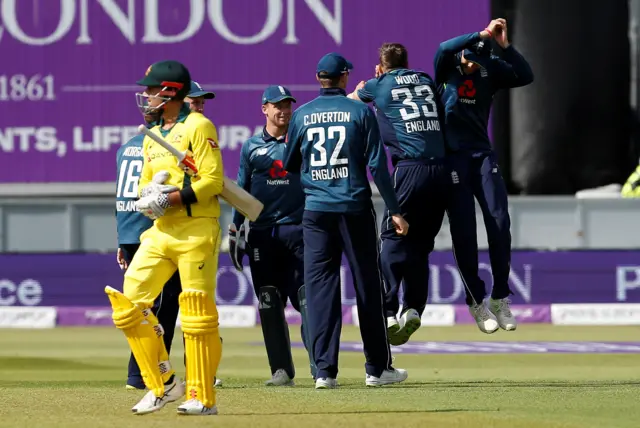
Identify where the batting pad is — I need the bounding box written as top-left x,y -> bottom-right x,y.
179,290 -> 221,408
105,286 -> 173,398
259,286 -> 295,378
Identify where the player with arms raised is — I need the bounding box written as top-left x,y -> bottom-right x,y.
106,60 -> 224,416
284,53 -> 409,388
348,43 -> 451,346
434,19 -> 533,333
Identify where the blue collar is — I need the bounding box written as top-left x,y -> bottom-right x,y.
319,88 -> 346,96
262,127 -> 286,143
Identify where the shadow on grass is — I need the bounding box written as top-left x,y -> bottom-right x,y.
225,408 -> 492,416
0,357 -> 108,371
0,380 -> 124,389
393,380 -> 640,389
4,378 -> 639,391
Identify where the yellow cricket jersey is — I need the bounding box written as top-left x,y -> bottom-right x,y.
139,108 -> 224,218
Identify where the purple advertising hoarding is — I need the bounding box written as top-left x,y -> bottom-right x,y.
1,0 -> 489,183
1,250 -> 640,307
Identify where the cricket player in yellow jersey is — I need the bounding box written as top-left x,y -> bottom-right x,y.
105,60 -> 223,416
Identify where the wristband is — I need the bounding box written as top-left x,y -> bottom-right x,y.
484,28 -> 492,38
158,193 -> 171,209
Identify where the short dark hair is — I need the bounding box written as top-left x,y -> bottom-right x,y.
318,73 -> 342,88
379,43 -> 409,70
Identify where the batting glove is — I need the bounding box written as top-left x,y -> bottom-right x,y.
140,170 -> 179,197
136,192 -> 171,220
228,224 -> 247,272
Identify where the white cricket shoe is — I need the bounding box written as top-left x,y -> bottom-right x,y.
315,377 -> 338,389
469,302 -> 499,334
265,368 -> 294,386
366,368 -> 408,387
387,316 -> 400,336
131,378 -> 184,415
176,399 -> 218,416
489,298 -> 517,331
389,309 -> 421,346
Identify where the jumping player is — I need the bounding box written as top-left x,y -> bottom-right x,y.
107,60 -> 224,416
229,85 -> 315,386
434,19 -> 534,333
284,53 -> 409,389
116,81 -> 223,391
347,43 -> 450,346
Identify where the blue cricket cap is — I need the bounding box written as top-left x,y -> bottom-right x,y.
316,52 -> 353,78
463,40 -> 493,64
262,85 -> 296,104
188,81 -> 215,99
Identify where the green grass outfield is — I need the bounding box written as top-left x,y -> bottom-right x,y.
1,325 -> 640,427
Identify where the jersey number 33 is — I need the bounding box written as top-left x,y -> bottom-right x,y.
391,85 -> 438,121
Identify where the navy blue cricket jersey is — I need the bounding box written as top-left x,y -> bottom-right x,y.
357,69 -> 447,164
232,127 -> 305,229
283,87 -> 400,215
434,32 -> 534,151
116,134 -> 152,245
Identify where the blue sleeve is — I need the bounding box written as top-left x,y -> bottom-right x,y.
434,32 -> 482,84
284,112 -> 303,172
491,46 -> 534,89
232,141 -> 252,227
362,108 -> 400,215
357,78 -> 378,103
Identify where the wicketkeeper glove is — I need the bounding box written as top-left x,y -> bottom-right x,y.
136,192 -> 171,220
228,223 -> 247,272
140,170 -> 179,197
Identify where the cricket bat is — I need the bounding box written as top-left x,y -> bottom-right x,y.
138,125 -> 264,221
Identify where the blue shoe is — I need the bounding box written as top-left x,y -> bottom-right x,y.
126,377 -> 146,390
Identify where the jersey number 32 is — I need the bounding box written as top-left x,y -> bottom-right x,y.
308,126 -> 348,167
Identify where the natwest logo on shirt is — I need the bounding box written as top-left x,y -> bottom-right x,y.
267,160 -> 289,185
457,79 -> 477,104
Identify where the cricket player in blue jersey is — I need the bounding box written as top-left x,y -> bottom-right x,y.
284,53 -> 409,389
186,80 -> 215,114
348,43 -> 450,347
434,18 -> 534,333
116,81 -> 222,392
229,85 -> 316,386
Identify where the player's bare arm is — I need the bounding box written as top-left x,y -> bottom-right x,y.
347,80 -> 366,100
494,18 -> 509,48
